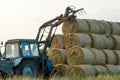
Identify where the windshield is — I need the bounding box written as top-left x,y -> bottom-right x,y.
6,43 -> 19,58
21,42 -> 39,56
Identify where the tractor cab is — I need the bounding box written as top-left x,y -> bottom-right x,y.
5,39 -> 40,59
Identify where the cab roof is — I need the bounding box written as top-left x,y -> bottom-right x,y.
7,39 -> 38,43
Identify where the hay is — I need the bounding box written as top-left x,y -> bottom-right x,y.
103,35 -> 114,49
67,46 -> 96,65
69,65 -> 85,76
64,33 -> 92,50
90,34 -> 114,49
105,65 -> 120,74
85,19 -> 104,34
114,50 -> 120,64
100,20 -> 112,34
54,64 -> 70,76
94,65 -> 108,75
111,35 -> 120,50
50,34 -> 64,49
62,19 -> 89,34
49,48 -> 66,65
108,22 -> 120,35
102,50 -> 116,64
90,48 -> 105,64
69,65 -> 96,76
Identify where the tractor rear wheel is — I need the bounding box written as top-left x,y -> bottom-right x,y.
17,60 -> 39,78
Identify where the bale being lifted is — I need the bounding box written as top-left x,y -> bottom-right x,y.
64,33 -> 92,50
67,46 -> 96,65
62,19 -> 89,34
49,48 -> 66,65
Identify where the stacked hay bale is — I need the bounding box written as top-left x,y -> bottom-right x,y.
49,19 -> 120,76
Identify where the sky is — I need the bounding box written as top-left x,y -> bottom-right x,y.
0,0 -> 120,42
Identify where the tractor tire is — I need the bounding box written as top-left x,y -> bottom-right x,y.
16,60 -> 39,78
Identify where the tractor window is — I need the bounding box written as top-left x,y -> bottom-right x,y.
21,42 -> 31,56
30,43 -> 39,56
6,43 -> 19,58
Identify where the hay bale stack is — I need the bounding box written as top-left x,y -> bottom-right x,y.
50,34 -> 64,49
69,65 -> 96,76
90,48 -> 106,64
102,50 -> 116,64
94,65 -> 108,75
62,19 -> 89,34
90,34 -> 114,49
64,33 -> 92,50
108,22 -> 120,35
85,19 -> 104,34
49,48 -> 66,65
100,20 -> 112,34
112,35 -> 120,50
114,50 -> 120,64
105,65 -> 120,74
54,64 -> 70,76
67,46 -> 96,65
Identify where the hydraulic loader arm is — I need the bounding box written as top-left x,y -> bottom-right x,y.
35,6 -> 85,71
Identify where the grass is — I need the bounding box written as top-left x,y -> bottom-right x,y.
1,74 -> 120,80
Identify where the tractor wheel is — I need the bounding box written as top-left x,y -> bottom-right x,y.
17,60 -> 39,78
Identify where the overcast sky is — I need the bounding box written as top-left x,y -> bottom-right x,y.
0,0 -> 120,42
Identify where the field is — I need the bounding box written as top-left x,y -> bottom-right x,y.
1,74 -> 120,80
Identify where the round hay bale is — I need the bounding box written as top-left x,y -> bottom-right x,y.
67,46 -> 96,65
94,65 -> 108,75
116,65 -> 120,73
49,48 -> 66,65
50,34 -> 64,49
108,22 -> 120,35
85,19 -> 104,34
111,35 -> 120,50
64,33 -> 92,50
90,48 -> 106,64
90,34 -> 114,49
54,64 -> 70,76
90,33 -> 105,49
102,50 -> 116,64
105,65 -> 120,74
62,19 -> 89,34
69,65 -> 85,76
103,35 -> 114,49
70,65 -> 96,76
100,20 -> 112,34
114,50 -> 120,64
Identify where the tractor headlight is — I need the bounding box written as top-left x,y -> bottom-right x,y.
13,58 -> 22,66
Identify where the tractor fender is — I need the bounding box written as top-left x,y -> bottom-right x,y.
13,57 -> 34,67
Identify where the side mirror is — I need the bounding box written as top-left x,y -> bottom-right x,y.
0,41 -> 3,45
